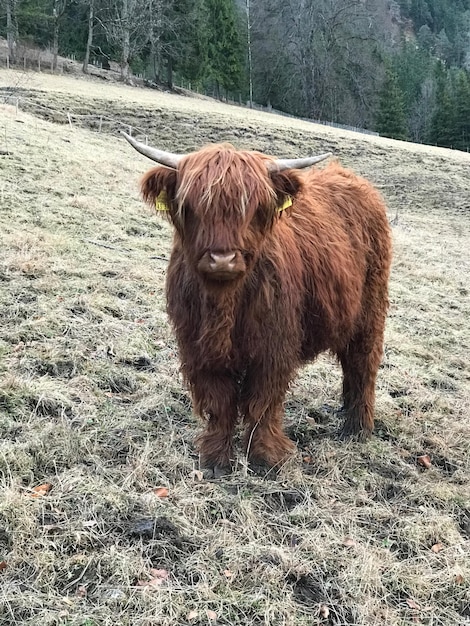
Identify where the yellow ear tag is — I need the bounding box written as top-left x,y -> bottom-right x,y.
155,190 -> 170,211
278,196 -> 293,212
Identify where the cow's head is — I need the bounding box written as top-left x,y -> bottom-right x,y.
123,133 -> 331,284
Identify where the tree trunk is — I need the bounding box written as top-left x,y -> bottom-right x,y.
52,1 -> 59,71
149,0 -> 163,83
120,0 -> 130,79
82,0 -> 94,73
148,0 -> 156,80
166,55 -> 173,89
246,0 -> 253,107
6,0 -> 17,65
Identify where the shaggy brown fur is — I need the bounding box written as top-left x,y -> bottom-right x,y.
140,144 -> 392,471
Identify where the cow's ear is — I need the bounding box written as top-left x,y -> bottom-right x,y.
141,167 -> 178,213
270,170 -> 302,212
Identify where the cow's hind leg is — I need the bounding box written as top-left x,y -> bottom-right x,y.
190,371 -> 239,474
338,321 -> 385,440
339,251 -> 390,440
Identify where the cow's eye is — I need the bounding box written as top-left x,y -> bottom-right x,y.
253,204 -> 276,231
182,203 -> 197,223
166,202 -> 186,229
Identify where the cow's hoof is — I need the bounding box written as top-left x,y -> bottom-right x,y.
248,441 -> 296,470
202,465 -> 231,479
248,460 -> 278,477
339,420 -> 372,442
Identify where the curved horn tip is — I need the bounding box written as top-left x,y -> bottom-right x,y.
121,132 -> 183,169
121,130 -> 138,146
268,152 -> 333,172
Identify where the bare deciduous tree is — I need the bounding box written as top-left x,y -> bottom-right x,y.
98,0 -> 150,80
252,0 -> 390,127
148,0 -> 207,89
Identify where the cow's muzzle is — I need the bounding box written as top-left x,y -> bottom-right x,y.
198,250 -> 246,281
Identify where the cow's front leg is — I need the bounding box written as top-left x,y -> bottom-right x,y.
189,371 -> 239,473
241,368 -> 296,468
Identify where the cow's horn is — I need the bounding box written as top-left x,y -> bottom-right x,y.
269,153 -> 333,172
121,132 -> 183,169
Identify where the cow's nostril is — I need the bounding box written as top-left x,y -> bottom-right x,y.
210,252 -> 236,265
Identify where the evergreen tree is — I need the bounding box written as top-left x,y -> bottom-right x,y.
60,0 -> 88,59
376,68 -> 408,140
427,62 -> 454,147
394,41 -> 432,113
159,0 -> 208,88
409,0 -> 432,27
16,0 -> 50,46
452,70 -> 470,151
205,0 -> 244,96
393,42 -> 434,141
175,0 -> 208,84
417,24 -> 434,51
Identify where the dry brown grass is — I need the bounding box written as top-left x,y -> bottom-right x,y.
0,68 -> 469,626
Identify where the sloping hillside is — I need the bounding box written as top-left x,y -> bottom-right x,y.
0,69 -> 469,626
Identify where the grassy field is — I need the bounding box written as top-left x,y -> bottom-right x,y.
0,69 -> 469,626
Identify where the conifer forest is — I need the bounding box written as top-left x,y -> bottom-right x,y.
1,0 -> 470,150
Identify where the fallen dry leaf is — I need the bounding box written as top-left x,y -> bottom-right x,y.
29,483 -> 52,497
149,568 -> 169,584
319,604 -> 330,618
223,569 -> 234,579
431,542 -> 444,553
303,455 -> 312,464
342,536 -> 357,547
153,487 -> 169,498
137,568 -> 169,588
187,610 -> 198,621
0,561 -> 7,571
206,609 -> 217,620
417,454 -> 432,469
190,469 -> 204,482
455,574 -> 465,584
150,568 -> 168,577
406,598 -> 421,610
